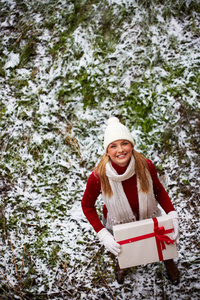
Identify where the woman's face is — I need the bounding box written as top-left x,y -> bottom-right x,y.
107,139 -> 133,167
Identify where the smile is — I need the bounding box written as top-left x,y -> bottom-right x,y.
117,154 -> 127,158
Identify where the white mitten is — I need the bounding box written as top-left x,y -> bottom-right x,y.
168,211 -> 179,243
97,228 -> 121,256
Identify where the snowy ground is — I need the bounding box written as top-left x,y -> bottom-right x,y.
0,0 -> 199,299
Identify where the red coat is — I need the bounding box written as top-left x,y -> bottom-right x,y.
81,159 -> 175,233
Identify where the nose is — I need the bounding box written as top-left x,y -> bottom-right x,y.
117,145 -> 123,152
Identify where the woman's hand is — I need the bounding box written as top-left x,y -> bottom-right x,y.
168,211 -> 179,243
97,228 -> 121,256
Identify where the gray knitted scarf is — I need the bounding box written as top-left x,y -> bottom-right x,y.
102,155 -> 161,230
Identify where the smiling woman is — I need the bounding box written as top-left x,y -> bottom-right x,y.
81,116 -> 180,285
107,140 -> 133,167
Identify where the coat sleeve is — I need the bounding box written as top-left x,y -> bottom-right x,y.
147,160 -> 175,213
81,171 -> 105,233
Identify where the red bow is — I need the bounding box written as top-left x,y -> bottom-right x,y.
154,225 -> 174,251
153,218 -> 174,260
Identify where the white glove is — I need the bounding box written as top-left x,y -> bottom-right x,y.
168,211 -> 179,243
97,228 -> 121,256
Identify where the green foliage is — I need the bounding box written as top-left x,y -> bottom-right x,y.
0,66 -> 5,77
19,39 -> 37,67
137,0 -> 200,18
77,68 -> 97,109
119,79 -> 156,134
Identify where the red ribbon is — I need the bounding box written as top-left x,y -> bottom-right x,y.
117,217 -> 174,261
153,218 -> 174,260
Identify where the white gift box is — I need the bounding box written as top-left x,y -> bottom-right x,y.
113,215 -> 178,269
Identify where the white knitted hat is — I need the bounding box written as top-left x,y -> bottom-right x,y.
104,117 -> 134,151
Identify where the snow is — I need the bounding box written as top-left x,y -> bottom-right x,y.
4,52 -> 20,69
0,0 -> 199,299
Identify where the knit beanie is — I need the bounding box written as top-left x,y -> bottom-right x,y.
104,117 -> 134,151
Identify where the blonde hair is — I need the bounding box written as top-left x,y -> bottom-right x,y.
96,150 -> 150,198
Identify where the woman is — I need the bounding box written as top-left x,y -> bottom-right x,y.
81,117 -> 180,284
